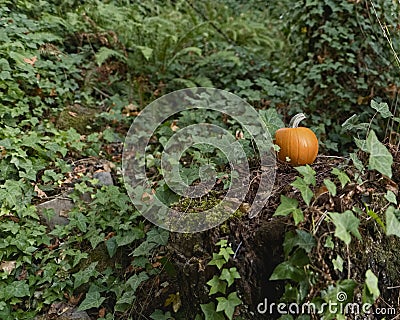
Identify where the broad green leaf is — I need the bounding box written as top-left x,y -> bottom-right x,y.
146,228 -> 169,246
131,241 -> 157,257
349,152 -> 364,172
208,253 -> 226,269
329,210 -> 361,245
365,130 -> 392,178
385,190 -> 397,205
274,195 -> 299,216
126,272 -> 149,293
354,138 -> 368,152
115,291 -> 135,312
331,168 -> 350,189
73,262 -> 99,289
216,292 -> 242,320
70,211 -> 88,233
324,179 -> 337,196
332,255 -> 344,272
294,165 -> 316,186
12,281 -> 30,298
89,233 -> 104,249
323,279 -> 357,304
293,208 -> 304,225
270,261 -> 304,282
219,246 -> 234,262
385,206 -> 400,237
291,177 -> 313,206
370,100 -> 392,118
364,269 -> 380,302
78,291 -> 105,311
292,230 -> 316,253
324,235 -> 334,249
207,275 -> 227,295
200,302 -> 225,320
259,108 -> 284,136
219,267 -> 241,287
105,237 -> 118,258
150,309 -> 174,320
72,251 -> 88,268
0,180 -> 24,208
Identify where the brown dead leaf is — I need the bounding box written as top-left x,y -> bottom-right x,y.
23,56 -> 37,65
98,307 -> 106,318
315,185 -> 329,199
170,120 -> 179,132
0,261 -> 16,274
34,184 -> 47,199
164,292 -> 182,313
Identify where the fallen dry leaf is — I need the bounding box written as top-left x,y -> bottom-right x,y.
23,56 -> 37,65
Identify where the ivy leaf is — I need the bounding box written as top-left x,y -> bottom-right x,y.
291,177 -> 313,206
150,309 -> 174,320
332,254 -> 344,272
216,292 -> 242,320
105,237 -> 118,258
274,195 -> 299,216
324,235 -> 334,249
385,206 -> 400,237
146,228 -> 169,246
219,246 -> 234,262
329,210 -> 361,245
208,253 -> 226,269
292,208 -> 304,225
331,168 -> 350,189
363,269 -> 380,303
259,108 -> 284,136
385,190 -> 397,205
200,302 -> 225,320
126,271 -> 149,293
78,291 -> 105,311
219,267 -> 241,287
292,230 -> 316,253
131,241 -> 157,257
365,130 -> 393,178
324,179 -> 337,196
12,281 -> 30,298
370,100 -> 392,118
269,261 -> 304,282
73,262 -> 99,289
294,165 -> 316,186
206,275 -> 227,295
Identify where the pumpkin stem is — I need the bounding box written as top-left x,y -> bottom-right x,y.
289,113 -> 307,128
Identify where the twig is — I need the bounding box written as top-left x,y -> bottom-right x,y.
93,86 -> 111,98
233,241 -> 243,259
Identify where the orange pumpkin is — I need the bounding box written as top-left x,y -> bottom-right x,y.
275,113 -> 318,166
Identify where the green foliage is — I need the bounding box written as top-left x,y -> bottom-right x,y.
329,210 -> 362,245
202,240 -> 242,320
2,0 -> 400,318
274,195 -> 303,226
363,269 -> 380,304
275,0 -> 400,151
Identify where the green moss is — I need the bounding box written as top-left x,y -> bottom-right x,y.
56,104 -> 98,134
